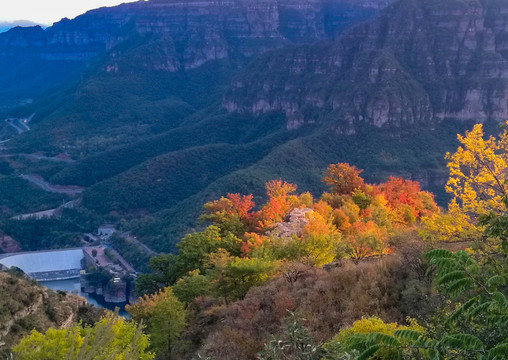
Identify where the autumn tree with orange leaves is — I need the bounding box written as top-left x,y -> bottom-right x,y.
376,177 -> 438,225
136,162 -> 440,306
256,180 -> 298,230
322,163 -> 366,195
201,193 -> 255,236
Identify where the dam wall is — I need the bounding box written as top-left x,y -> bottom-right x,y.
0,248 -> 84,281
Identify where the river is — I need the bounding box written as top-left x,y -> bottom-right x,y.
39,278 -> 129,318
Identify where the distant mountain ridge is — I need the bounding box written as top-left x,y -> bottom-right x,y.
0,0 -> 393,107
0,0 -> 394,58
0,20 -> 43,34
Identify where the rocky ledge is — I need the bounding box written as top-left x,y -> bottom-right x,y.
223,0 -> 508,131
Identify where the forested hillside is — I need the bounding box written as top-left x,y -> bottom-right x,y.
5,122 -> 508,360
0,0 -> 506,339
2,0 -> 508,358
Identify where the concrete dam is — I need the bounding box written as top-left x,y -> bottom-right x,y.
0,248 -> 84,281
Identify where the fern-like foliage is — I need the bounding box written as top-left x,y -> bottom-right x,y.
349,246 -> 508,360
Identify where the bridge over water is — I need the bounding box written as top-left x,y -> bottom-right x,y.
0,248 -> 85,281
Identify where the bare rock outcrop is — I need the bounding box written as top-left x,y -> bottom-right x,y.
0,272 -> 86,354
269,208 -> 313,238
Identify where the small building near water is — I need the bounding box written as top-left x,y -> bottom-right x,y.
98,224 -> 116,240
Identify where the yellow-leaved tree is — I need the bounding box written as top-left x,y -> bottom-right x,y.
446,122 -> 508,216
422,122 -> 508,242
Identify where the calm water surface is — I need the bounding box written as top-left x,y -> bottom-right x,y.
39,278 -> 129,317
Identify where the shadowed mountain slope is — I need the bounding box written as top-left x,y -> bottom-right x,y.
1,0 -> 506,251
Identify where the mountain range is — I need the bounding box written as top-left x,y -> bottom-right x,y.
0,20 -> 43,34
0,0 -> 506,252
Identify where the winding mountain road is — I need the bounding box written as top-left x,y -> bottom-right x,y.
0,153 -> 74,163
20,174 -> 83,196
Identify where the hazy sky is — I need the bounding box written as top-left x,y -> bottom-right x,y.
0,0 -> 140,25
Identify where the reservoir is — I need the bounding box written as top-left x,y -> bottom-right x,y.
39,278 -> 129,317
0,248 -> 130,317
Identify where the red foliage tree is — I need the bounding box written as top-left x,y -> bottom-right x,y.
376,177 -> 438,224
201,193 -> 255,234
322,163 -> 365,195
203,193 -> 254,221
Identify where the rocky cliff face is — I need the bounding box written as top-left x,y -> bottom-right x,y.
0,0 -> 393,107
0,0 -> 392,66
223,0 -> 508,131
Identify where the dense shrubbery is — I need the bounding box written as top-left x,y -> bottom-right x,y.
123,161 -> 443,358
12,312 -> 153,360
